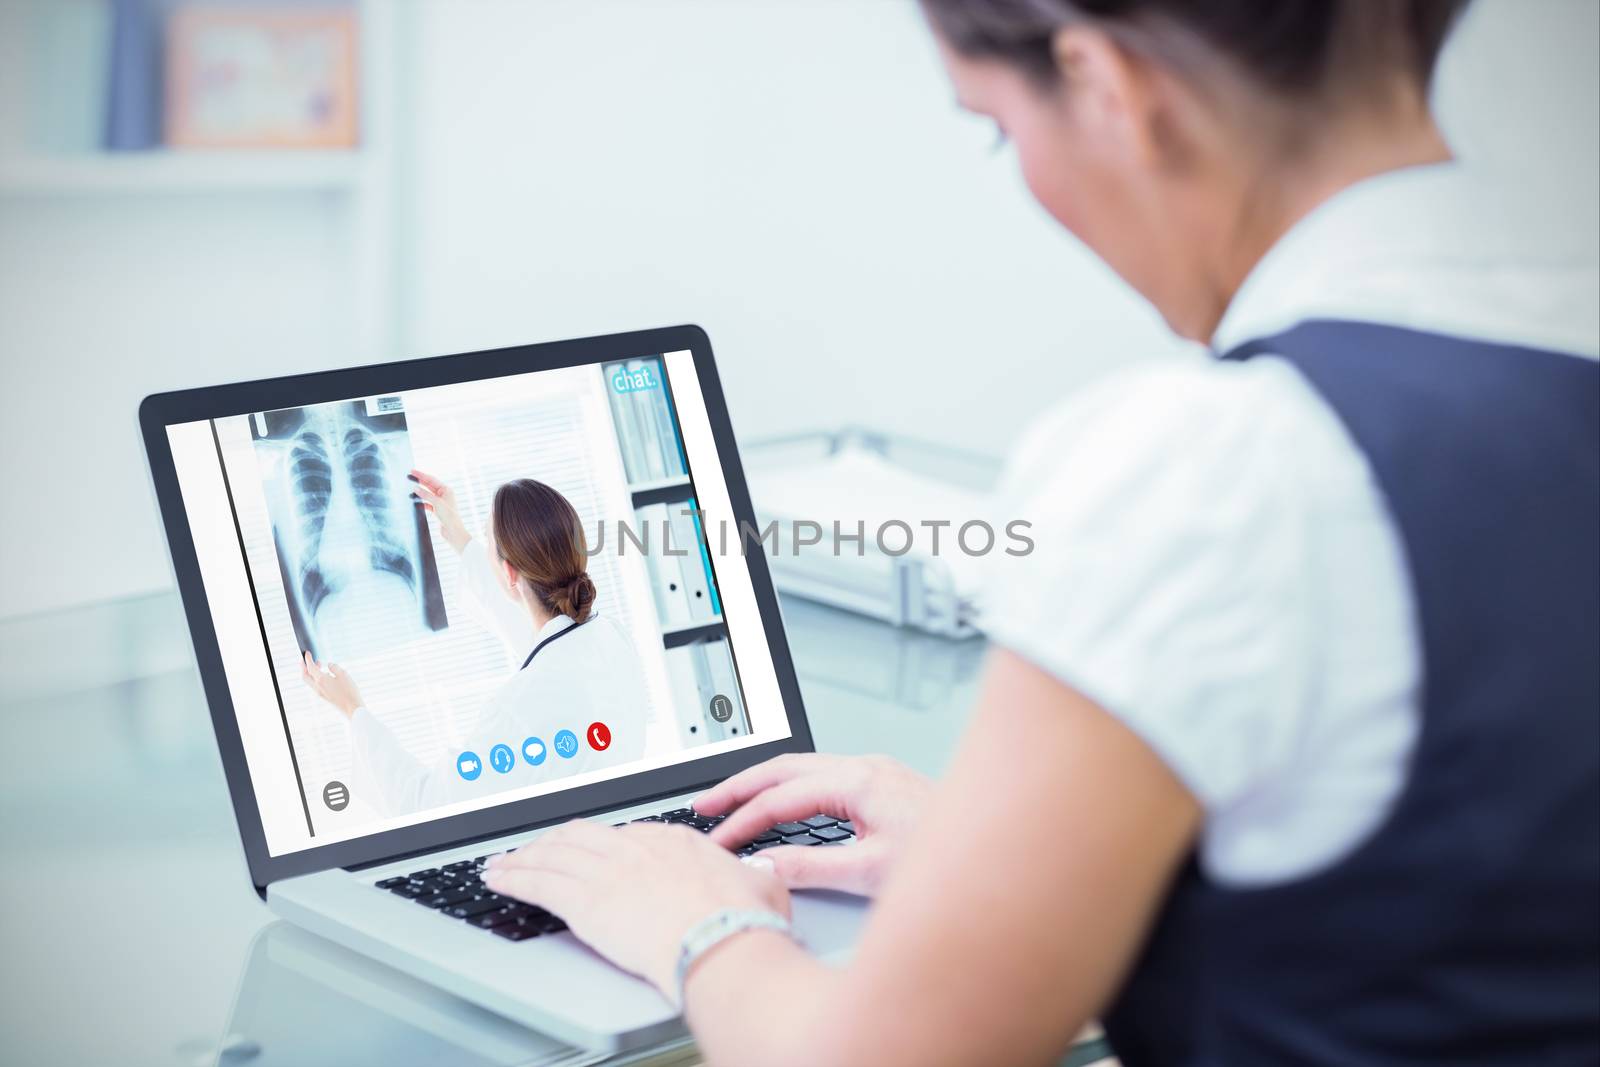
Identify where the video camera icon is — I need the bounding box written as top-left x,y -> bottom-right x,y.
457,751 -> 482,781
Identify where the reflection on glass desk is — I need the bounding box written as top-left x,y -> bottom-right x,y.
0,591 -> 1110,1066
221,922 -> 692,1067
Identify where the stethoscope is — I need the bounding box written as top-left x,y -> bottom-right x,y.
519,617 -> 588,672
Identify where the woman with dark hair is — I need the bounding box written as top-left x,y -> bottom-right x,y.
479,2 -> 1599,1063
302,473 -> 648,814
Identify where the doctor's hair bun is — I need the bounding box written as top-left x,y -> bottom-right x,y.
492,478 -> 596,623
550,572 -> 597,625
921,0 -> 1469,96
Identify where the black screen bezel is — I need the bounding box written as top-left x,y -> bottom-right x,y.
139,325 -> 815,893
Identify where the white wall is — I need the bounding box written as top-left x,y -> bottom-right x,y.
1,0 -> 1595,620
398,0 -> 1188,458
0,193 -> 363,617
399,0 -> 1599,457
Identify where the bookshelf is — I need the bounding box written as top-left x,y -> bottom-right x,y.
626,474 -> 693,506
0,149 -> 369,195
661,621 -> 730,649
603,356 -> 750,743
0,0 -> 407,622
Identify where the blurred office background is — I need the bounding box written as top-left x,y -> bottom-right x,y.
0,0 -> 1595,689
0,4 -> 1592,1061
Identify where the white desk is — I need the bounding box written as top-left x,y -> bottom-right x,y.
0,594 -> 1109,1065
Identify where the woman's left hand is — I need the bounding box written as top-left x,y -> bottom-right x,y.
301,651 -> 365,718
484,819 -> 790,998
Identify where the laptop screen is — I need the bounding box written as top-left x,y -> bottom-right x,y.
165,349 -> 791,857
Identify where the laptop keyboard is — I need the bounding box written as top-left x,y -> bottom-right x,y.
373,808 -> 856,942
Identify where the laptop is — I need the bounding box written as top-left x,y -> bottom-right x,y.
139,325 -> 869,1053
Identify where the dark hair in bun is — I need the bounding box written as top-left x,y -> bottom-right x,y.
492,479 -> 596,624
922,0 -> 1468,96
551,571 -> 597,624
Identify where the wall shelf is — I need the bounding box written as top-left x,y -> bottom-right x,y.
0,150 -> 368,196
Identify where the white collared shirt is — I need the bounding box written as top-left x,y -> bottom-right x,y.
985,163 -> 1599,885
350,539 -> 649,815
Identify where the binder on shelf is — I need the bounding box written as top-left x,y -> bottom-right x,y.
606,357 -> 688,486
669,500 -> 718,621
632,358 -> 685,480
630,380 -> 666,482
636,502 -> 692,629
663,642 -> 708,748
701,637 -> 747,740
606,370 -> 647,484
105,0 -> 162,150
604,360 -> 645,480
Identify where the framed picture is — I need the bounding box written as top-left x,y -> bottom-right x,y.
165,7 -> 359,148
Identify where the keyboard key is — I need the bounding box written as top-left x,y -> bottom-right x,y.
375,876 -> 409,890
418,888 -> 478,909
491,921 -> 541,942
469,905 -> 532,929
447,896 -> 507,918
837,821 -> 856,834
801,815 -> 838,829
410,868 -> 440,879
662,808 -> 693,818
772,822 -> 812,836
388,883 -> 429,898
752,831 -> 782,844
782,832 -> 822,846
443,860 -> 476,873
811,825 -> 852,843
752,839 -> 784,851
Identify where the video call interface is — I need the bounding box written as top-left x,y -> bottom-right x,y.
167,351 -> 791,856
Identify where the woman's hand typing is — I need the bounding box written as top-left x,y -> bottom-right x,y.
697,754 -> 934,897
485,819 -> 790,999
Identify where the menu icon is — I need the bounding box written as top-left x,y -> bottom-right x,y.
322,781 -> 349,811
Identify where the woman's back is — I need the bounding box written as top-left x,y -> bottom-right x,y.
988,162 -> 1600,1062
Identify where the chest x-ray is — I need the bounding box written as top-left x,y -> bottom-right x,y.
252,399 -> 448,662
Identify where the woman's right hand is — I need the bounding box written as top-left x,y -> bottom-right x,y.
409,469 -> 470,553
697,753 -> 933,897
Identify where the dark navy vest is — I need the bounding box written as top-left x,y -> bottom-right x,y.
1102,320 -> 1600,1065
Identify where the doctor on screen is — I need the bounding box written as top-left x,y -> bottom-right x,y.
300,472 -> 648,815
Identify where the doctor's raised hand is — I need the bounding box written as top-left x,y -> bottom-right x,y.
301,650 -> 364,720
409,469 -> 470,553
697,753 -> 933,897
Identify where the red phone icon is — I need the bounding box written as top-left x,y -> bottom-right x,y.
587,721 -> 612,751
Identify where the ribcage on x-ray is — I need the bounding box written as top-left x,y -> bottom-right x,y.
290,430 -> 336,615
288,416 -> 419,620
258,398 -> 447,664
343,424 -> 417,588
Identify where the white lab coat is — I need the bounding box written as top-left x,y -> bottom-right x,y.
349,538 -> 648,815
